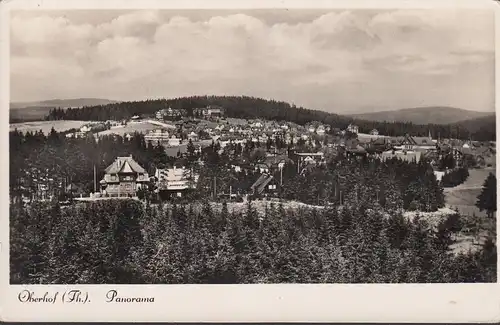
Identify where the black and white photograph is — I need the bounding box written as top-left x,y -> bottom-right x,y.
7,3 -> 497,288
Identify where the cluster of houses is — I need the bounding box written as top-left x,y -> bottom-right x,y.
92,126 -> 495,201
27,105 -> 496,203
155,105 -> 225,121
65,121 -> 113,138
96,115 -> 496,200
198,119 -> 333,148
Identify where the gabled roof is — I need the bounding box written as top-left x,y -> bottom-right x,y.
401,134 -> 418,145
250,173 -> 275,194
120,161 -> 134,173
401,134 -> 434,146
105,156 -> 147,174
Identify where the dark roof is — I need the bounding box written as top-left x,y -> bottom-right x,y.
371,137 -> 387,145
250,173 -> 275,194
475,147 -> 492,156
401,134 -> 434,146
345,138 -> 359,149
460,147 -> 473,155
346,144 -> 367,154
105,156 -> 147,174
264,154 -> 292,167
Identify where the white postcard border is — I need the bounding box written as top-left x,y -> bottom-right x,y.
1,0 -> 499,322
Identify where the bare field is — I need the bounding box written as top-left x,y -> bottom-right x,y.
10,120 -> 91,134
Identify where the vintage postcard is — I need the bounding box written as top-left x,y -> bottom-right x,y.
1,0 -> 499,322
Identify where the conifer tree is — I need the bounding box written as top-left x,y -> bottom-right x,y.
476,173 -> 497,219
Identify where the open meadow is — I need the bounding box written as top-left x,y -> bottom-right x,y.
9,120 -> 92,134
97,121 -> 163,136
444,168 -> 496,218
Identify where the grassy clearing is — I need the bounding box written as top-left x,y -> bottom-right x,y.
442,168 -> 497,254
10,120 -> 91,135
97,122 -> 161,136
443,168 -> 496,218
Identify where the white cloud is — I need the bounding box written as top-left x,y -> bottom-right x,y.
9,9 -> 494,113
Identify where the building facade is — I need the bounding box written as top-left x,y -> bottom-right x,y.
100,155 -> 150,197
155,166 -> 199,199
144,129 -> 170,146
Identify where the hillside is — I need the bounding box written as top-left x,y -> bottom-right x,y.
453,115 -> 496,142
10,98 -> 119,122
10,98 -> 119,109
349,106 -> 493,125
16,95 -> 496,141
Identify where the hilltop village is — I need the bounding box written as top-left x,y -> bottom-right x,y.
11,103 -> 495,204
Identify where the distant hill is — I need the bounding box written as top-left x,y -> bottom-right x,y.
10,96 -> 496,141
10,98 -> 119,109
349,106 -> 494,125
39,95 -> 496,141
10,98 -> 119,122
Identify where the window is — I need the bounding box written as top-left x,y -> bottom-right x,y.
177,192 -> 182,197
269,184 -> 276,190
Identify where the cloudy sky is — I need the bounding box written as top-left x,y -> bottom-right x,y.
10,9 -> 495,113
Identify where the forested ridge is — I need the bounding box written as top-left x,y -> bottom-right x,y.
44,95 -> 495,141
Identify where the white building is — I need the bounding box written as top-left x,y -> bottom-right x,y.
168,135 -> 181,146
144,129 -> 170,146
155,166 -> 199,197
80,125 -> 92,133
347,124 -> 359,134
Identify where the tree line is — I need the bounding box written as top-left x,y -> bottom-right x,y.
44,95 -> 495,141
10,198 -> 496,284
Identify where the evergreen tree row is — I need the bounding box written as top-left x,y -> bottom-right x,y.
10,199 -> 496,284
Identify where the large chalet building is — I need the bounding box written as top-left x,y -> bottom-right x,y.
155,166 -> 199,199
397,134 -> 437,151
100,155 -> 150,197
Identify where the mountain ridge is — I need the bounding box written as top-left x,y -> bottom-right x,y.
348,106 -> 494,125
10,98 -> 120,122
10,98 -> 119,110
